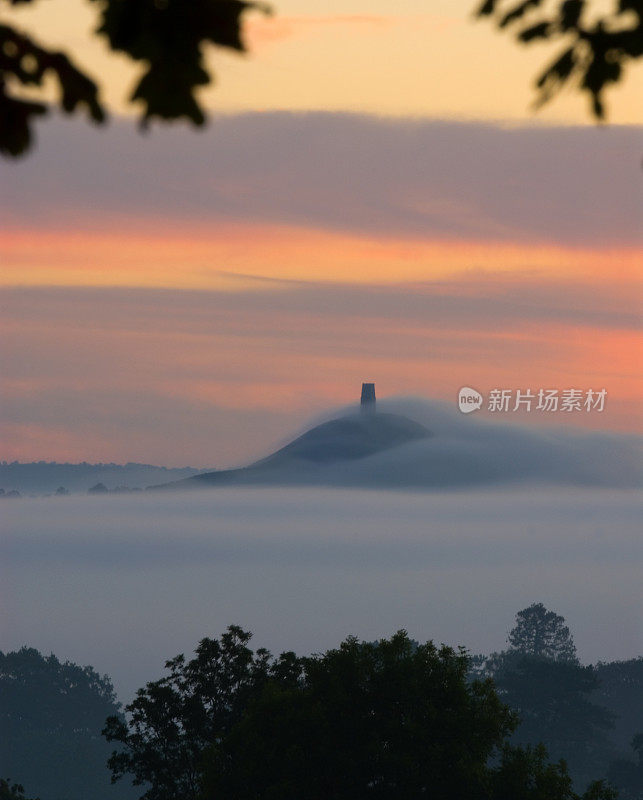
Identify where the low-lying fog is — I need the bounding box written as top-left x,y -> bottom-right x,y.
2,488 -> 641,702
245,399 -> 642,489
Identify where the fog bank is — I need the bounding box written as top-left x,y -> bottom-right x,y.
173,398 -> 643,490
2,487 -> 641,701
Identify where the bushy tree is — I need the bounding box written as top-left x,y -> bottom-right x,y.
103,625 -> 302,800
106,626 -> 620,800
201,630 -> 618,800
0,779 -> 39,800
489,653 -> 615,788
594,658 -> 643,753
490,745 -> 617,800
608,733 -> 643,800
485,605 -> 615,791
0,647 -> 130,800
203,631 -> 516,799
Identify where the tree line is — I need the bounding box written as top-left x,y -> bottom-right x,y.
1,604 -> 641,800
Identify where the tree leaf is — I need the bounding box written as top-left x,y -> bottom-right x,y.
518,21 -> 551,41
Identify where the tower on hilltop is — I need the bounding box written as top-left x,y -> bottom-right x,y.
361,383 -> 376,413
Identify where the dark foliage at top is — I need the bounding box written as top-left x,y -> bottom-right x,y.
1,0 -> 641,158
0,15 -> 103,155
0,0 -> 267,156
92,0 -> 268,126
475,0 -> 643,118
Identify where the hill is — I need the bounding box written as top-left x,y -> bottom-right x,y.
152,399 -> 641,491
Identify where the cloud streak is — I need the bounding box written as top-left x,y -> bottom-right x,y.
3,277 -> 640,336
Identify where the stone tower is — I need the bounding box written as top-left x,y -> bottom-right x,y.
361,382 -> 376,413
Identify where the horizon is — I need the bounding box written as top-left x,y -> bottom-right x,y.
2,392 -> 641,474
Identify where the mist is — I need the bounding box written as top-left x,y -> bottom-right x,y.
160,398 -> 642,489
2,486 -> 641,702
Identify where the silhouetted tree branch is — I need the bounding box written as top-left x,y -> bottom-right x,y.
475,0 -> 643,118
2,0 -> 640,158
0,0 -> 269,156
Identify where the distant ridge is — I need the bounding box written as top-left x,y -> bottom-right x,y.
0,462 -> 209,495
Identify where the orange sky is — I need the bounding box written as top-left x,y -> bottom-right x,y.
2,224 -> 641,289
2,261 -> 641,464
4,0 -> 642,123
1,2 -> 641,464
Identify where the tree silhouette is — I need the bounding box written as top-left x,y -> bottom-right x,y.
202,631 -> 618,799
2,0 -> 641,159
490,746 -> 617,800
483,605 -> 616,790
507,602 -> 578,662
104,627 -> 620,800
593,658 -> 643,753
607,733 -> 643,800
489,654 -> 615,790
0,779 -> 39,800
475,0 -> 643,119
0,647 -> 129,800
0,0 -> 269,157
103,625 -> 302,800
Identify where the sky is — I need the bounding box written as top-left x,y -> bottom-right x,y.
1,0 -> 642,466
